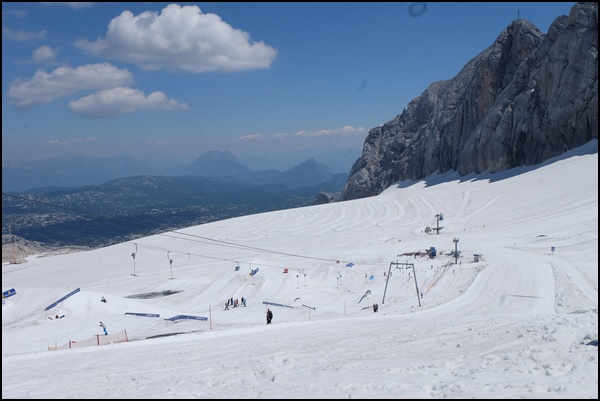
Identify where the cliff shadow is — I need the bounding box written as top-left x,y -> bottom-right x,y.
396,139 -> 598,189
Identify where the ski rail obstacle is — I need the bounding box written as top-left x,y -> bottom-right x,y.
262,301 -> 294,309
164,315 -> 207,321
44,288 -> 80,311
125,312 -> 160,318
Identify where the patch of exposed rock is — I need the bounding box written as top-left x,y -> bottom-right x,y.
2,235 -> 89,264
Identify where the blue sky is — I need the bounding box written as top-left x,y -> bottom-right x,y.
2,2 -> 575,171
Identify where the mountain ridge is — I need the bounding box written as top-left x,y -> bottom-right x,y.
341,2 -> 598,201
2,151 -> 339,192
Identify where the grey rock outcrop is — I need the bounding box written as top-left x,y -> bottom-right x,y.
1,235 -> 89,263
313,191 -> 338,205
341,2 -> 598,201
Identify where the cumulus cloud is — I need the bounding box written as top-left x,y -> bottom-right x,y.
69,87 -> 188,118
32,45 -> 56,63
7,63 -> 133,108
74,4 -> 277,73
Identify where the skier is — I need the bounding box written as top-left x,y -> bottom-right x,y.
266,309 -> 273,325
101,296 -> 107,303
99,321 -> 108,335
373,303 -> 378,312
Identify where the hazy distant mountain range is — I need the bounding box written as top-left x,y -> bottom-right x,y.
2,151 -> 347,248
184,151 -> 342,189
2,150 -> 343,192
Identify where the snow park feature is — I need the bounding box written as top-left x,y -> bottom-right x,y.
164,315 -> 208,322
125,312 -> 160,318
44,288 -> 80,311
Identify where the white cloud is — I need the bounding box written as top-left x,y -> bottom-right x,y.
45,137 -> 97,146
69,87 -> 188,118
74,4 -> 277,73
32,45 -> 56,64
237,133 -> 267,142
237,126 -> 367,142
2,26 -> 46,41
40,2 -> 94,9
2,10 -> 29,19
272,132 -> 288,139
7,63 -> 133,108
292,126 -> 367,138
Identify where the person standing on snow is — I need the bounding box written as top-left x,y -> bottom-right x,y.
266,309 -> 273,324
99,321 -> 108,335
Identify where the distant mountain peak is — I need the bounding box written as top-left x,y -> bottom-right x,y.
280,157 -> 334,187
192,150 -> 238,163
189,150 -> 249,177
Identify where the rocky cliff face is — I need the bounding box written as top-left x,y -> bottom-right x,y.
1,235 -> 89,263
341,2 -> 598,201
